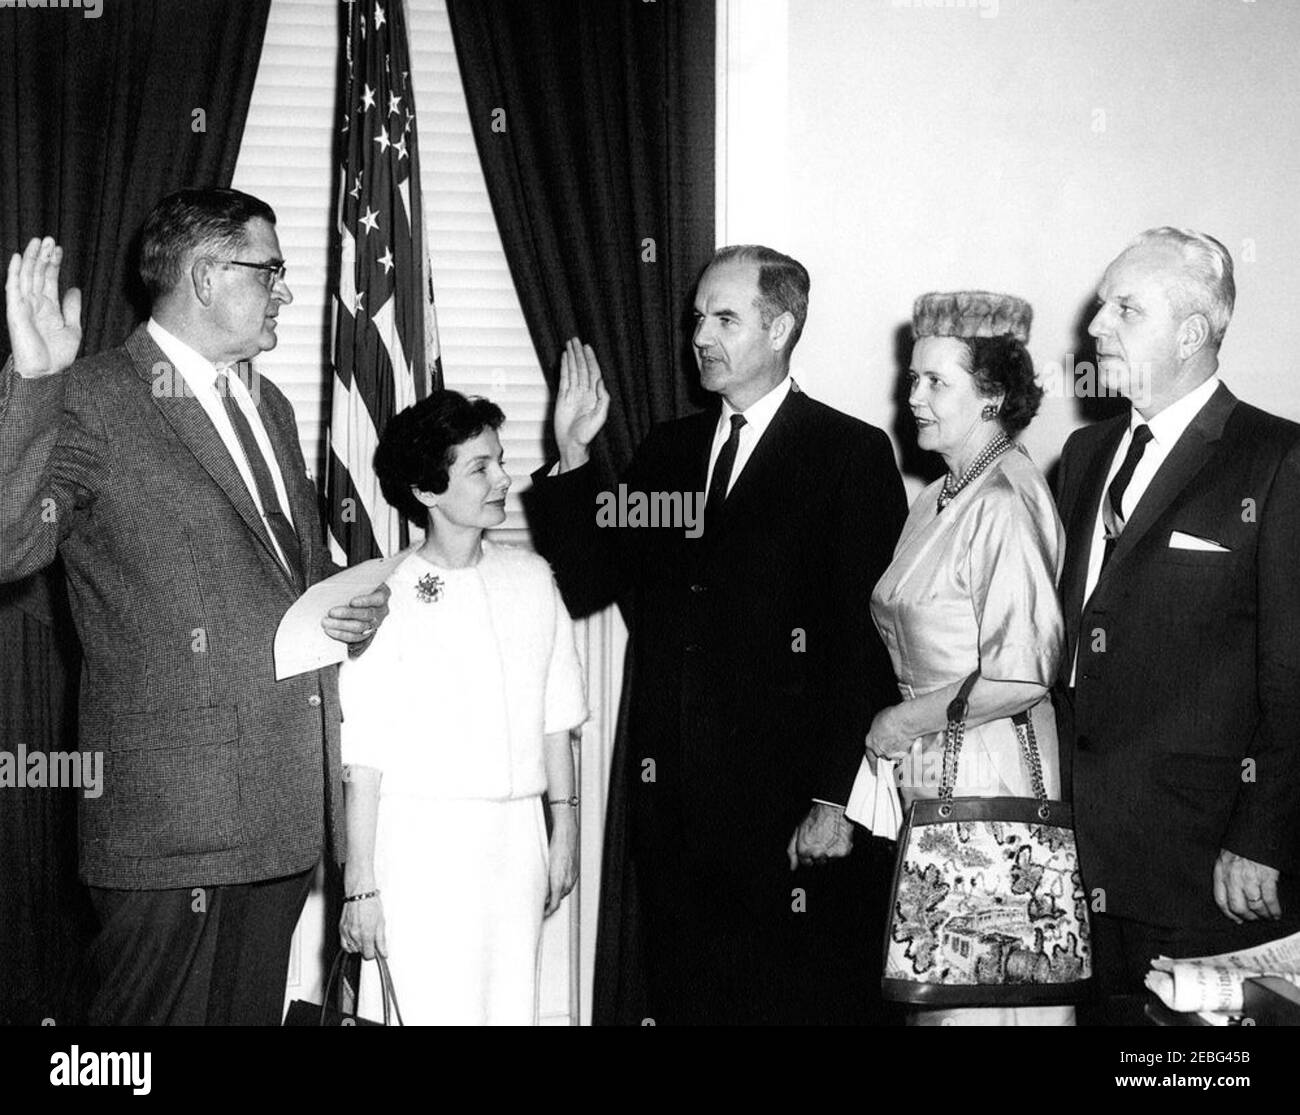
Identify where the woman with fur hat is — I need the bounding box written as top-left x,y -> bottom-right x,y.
859,292 -> 1078,1026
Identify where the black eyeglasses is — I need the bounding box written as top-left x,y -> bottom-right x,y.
220,259 -> 288,287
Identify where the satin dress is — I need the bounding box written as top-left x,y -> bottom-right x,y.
871,444 -> 1073,1026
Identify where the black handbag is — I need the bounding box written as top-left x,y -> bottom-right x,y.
881,671 -> 1093,1007
283,949 -> 404,1026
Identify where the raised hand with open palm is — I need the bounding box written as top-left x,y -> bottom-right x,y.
553,336 -> 610,472
5,236 -> 83,379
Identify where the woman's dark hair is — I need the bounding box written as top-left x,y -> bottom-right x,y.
374,390 -> 506,524
960,334 -> 1042,435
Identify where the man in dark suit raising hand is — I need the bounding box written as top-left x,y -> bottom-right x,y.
527,245 -> 907,1024
1055,228 -> 1300,994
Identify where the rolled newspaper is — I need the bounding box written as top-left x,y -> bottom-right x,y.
1145,929 -> 1300,1013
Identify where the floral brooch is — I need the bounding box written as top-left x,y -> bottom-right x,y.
415,572 -> 445,603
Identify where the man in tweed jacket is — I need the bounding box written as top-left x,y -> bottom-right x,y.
0,189 -> 387,1025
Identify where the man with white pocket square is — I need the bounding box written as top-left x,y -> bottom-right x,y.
1054,227 -> 1300,996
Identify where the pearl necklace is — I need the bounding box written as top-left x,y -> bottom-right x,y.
936,432 -> 1013,513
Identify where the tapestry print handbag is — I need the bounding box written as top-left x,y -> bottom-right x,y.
881,672 -> 1092,1006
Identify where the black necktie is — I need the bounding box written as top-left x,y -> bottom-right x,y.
706,414 -> 747,525
1100,423 -> 1153,570
216,371 -> 305,591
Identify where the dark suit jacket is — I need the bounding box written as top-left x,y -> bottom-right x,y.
0,326 -> 345,890
528,387 -> 906,895
1055,383 -> 1300,930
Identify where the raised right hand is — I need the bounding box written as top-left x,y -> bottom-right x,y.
5,237 -> 83,379
554,336 -> 610,471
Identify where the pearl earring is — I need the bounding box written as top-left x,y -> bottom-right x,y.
981,403 -> 1000,420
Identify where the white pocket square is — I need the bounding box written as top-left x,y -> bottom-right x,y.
1169,530 -> 1229,552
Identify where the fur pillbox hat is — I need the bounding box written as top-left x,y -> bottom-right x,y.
912,291 -> 1033,344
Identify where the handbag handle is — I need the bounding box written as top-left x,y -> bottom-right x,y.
320,949 -> 405,1026
375,953 -> 404,1026
938,669 -> 1050,817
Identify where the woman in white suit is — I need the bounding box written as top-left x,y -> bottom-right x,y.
337,391 -> 587,1025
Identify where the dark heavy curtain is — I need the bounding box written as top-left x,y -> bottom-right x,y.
446,0 -> 715,479
0,0 -> 271,1025
446,0 -> 715,1025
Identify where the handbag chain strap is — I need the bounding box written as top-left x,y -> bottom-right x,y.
1013,711 -> 1050,814
938,672 -> 980,811
939,670 -> 1051,819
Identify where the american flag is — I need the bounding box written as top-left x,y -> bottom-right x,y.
328,0 -> 442,564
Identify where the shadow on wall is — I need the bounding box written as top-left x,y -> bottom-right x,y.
1067,296 -> 1128,427
1042,295 -> 1130,492
889,321 -> 944,490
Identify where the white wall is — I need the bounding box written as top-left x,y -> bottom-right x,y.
720,0 -> 1300,492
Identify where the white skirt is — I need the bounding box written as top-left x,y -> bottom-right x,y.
357,794 -> 549,1026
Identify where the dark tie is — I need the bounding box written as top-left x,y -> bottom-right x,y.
1100,423 -> 1153,570
216,371 -> 305,591
706,414 -> 747,524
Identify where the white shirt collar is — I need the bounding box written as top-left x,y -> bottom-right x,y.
147,317 -> 223,394
1138,374 -> 1221,448
719,375 -> 793,438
